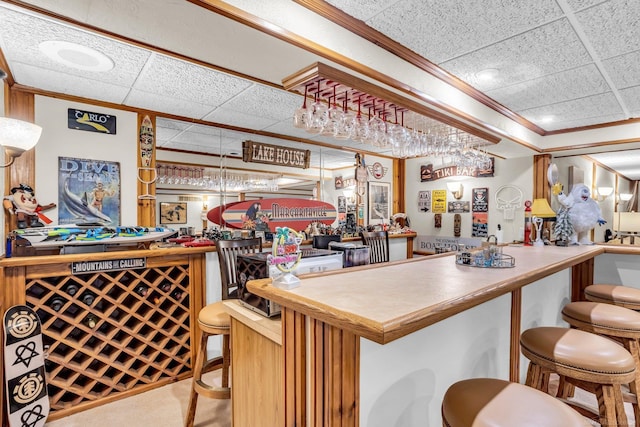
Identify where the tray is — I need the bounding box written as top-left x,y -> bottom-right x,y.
456,249 -> 515,268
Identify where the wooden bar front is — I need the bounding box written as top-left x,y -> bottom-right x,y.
248,245 -> 604,426
0,246 -> 213,421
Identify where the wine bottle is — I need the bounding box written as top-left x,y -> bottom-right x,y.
160,282 -> 171,292
81,292 -> 95,306
50,297 -> 65,312
65,283 -> 79,297
171,289 -> 184,301
84,314 -> 97,329
135,285 -> 148,296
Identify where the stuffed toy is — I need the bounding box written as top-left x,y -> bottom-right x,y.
3,183 -> 56,229
556,184 -> 605,245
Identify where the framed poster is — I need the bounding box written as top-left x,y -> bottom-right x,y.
160,202 -> 187,224
368,182 -> 390,223
58,156 -> 121,225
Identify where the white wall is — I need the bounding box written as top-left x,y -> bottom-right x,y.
405,156 -> 533,245
34,96 -> 139,226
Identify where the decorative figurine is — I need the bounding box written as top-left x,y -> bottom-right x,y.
3,183 -> 56,229
556,183 -> 605,245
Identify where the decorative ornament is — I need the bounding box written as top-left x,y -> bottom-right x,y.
366,162 -> 388,179
268,226 -> 304,289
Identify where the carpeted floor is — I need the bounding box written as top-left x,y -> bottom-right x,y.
45,372 -> 230,427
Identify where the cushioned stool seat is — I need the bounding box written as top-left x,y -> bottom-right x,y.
185,301 -> 231,427
585,284 -> 640,310
442,378 -> 589,427
520,326 -> 636,426
562,301 -> 640,424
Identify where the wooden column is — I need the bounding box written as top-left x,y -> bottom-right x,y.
4,87 -> 36,233
393,158 -> 405,215
533,154 -> 551,199
283,307 -> 359,427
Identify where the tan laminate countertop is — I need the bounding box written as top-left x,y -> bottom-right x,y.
248,245 -> 604,345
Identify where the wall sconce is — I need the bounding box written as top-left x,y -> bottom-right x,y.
619,193 -> 633,202
595,186 -> 614,201
530,198 -> 556,247
446,182 -> 464,200
0,117 -> 42,167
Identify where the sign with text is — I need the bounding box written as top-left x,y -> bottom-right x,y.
68,108 -> 116,134
432,190 -> 447,213
416,236 -> 481,253
243,140 -> 310,169
420,159 -> 494,182
71,257 -> 146,275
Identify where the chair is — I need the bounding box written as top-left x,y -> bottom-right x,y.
360,230 -> 389,264
585,284 -> 640,310
185,238 -> 262,427
520,326 -> 636,426
216,238 -> 263,299
562,301 -> 640,424
312,234 -> 341,250
442,378 -> 590,427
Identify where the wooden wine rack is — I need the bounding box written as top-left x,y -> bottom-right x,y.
0,247 -> 211,421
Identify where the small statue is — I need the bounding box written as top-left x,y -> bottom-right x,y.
556,183 -> 605,245
3,183 -> 56,229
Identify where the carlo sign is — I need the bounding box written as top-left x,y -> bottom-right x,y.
243,140 -> 310,169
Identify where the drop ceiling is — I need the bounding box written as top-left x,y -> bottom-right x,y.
0,0 -> 639,179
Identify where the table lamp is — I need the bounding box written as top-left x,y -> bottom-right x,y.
530,198 -> 556,246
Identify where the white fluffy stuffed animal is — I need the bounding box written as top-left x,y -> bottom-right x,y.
557,184 -> 606,245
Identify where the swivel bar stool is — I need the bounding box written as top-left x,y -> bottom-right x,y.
562,300 -> 640,425
185,238 -> 262,427
585,284 -> 640,310
442,378 -> 590,427
520,326 -> 636,426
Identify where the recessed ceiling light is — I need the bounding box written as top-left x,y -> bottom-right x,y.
475,68 -> 499,82
38,40 -> 114,72
540,116 -> 554,124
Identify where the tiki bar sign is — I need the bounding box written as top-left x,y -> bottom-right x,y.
243,140 -> 310,169
420,159 -> 494,182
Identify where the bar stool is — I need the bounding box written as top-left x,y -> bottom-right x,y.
585,284 -> 640,310
520,326 -> 636,426
562,301 -> 640,424
185,238 -> 262,427
184,302 -> 231,427
442,378 -> 590,426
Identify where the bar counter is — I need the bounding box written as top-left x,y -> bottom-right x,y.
247,244 -> 604,427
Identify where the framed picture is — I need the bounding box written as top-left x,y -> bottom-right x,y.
368,182 -> 390,223
160,202 -> 187,224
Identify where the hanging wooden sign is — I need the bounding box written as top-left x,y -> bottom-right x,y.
242,140 -> 310,169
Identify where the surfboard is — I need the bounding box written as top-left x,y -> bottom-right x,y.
12,226 -> 176,248
208,198 -> 337,231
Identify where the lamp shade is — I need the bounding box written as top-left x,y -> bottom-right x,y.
620,193 -> 633,201
531,198 -> 556,218
0,117 -> 42,152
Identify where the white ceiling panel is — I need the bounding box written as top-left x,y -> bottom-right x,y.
124,89 -> 215,119
485,64 -> 608,111
575,0 -> 640,59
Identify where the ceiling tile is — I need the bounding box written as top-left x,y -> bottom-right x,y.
519,92 -> 624,128
564,0 -> 606,11
365,0 -> 563,63
0,6 -> 150,86
125,89 -> 214,119
12,63 -> 131,104
133,53 -> 253,107
219,84 -> 302,122
202,106 -> 278,130
442,19 -> 593,91
486,64 -> 608,111
575,0 -> 640,59
618,85 -> 640,117
603,50 -> 640,89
